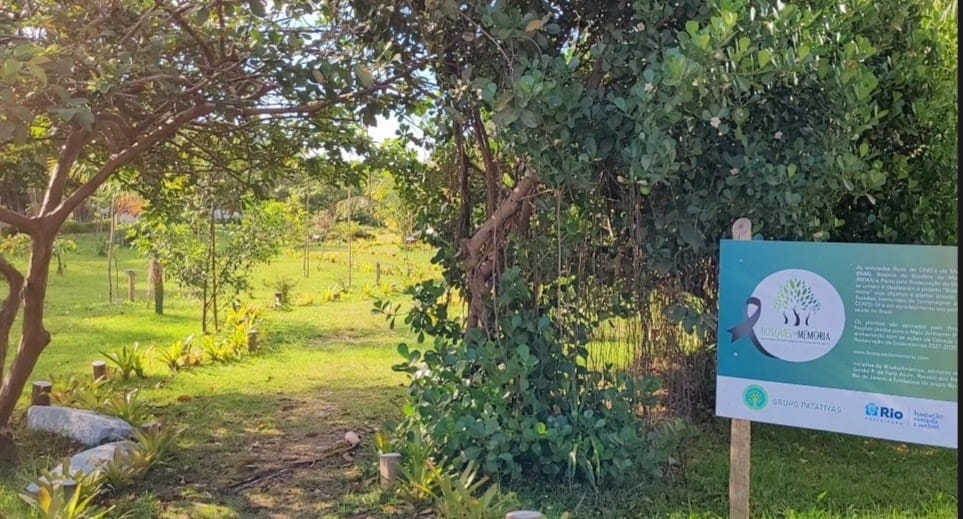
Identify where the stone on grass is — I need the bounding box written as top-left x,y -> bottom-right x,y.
344,431 -> 360,447
25,440 -> 138,494
27,405 -> 135,446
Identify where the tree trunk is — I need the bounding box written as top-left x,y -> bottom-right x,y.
303,227 -> 310,278
0,256 -> 25,382
0,236 -> 54,432
209,205 -> 218,332
151,258 -> 164,315
462,175 -> 538,331
107,200 -> 116,302
347,188 -> 353,290
303,199 -> 310,278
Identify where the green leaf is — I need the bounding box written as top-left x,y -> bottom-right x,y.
247,0 -> 267,17
13,44 -> 35,60
758,49 -> 772,67
24,64 -> 46,86
2,59 -> 22,81
493,107 -> 518,126
441,0 -> 460,19
678,223 -> 703,250
494,91 -> 514,111
519,110 -> 540,128
354,66 -> 374,88
8,104 -> 32,123
74,108 -> 95,131
685,20 -> 700,36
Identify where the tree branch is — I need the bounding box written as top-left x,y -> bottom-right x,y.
232,57 -> 431,116
0,209 -> 39,236
463,174 -> 538,270
167,5 -> 218,68
51,103 -> 216,224
469,107 -> 499,216
40,129 -> 90,216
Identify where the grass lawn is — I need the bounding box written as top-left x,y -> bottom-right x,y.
0,232 -> 957,518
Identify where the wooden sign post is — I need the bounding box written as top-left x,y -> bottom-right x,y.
728,217 -> 752,519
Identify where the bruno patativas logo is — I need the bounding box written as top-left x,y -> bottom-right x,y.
743,385 -> 768,410
729,269 -> 845,362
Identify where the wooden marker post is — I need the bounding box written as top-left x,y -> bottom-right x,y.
92,360 -> 108,381
62,479 -> 77,501
729,217 -> 753,519
126,270 -> 136,301
506,512 -> 545,519
379,452 -> 401,489
31,381 -> 52,406
151,258 -> 164,315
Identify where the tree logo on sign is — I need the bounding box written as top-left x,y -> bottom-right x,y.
773,279 -> 822,326
729,269 -> 846,363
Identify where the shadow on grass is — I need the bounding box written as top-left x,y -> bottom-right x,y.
512,421 -> 958,519
140,382 -> 406,518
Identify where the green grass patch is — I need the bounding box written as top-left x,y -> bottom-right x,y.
0,232 -> 956,518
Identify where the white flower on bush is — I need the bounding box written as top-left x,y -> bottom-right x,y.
644,82 -> 655,93
710,117 -> 721,129
413,362 -> 431,380
774,131 -> 784,140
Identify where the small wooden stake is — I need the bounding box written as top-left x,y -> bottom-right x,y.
506,512 -> 544,519
247,331 -> 259,352
141,422 -> 163,435
728,217 -> 753,519
92,360 -> 108,381
376,262 -> 381,284
126,269 -> 136,301
31,381 -> 52,406
379,452 -> 401,489
151,258 -> 164,315
62,479 -> 77,501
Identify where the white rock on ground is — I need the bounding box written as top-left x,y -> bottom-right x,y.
25,440 -> 138,494
26,405 -> 135,446
344,431 -> 361,447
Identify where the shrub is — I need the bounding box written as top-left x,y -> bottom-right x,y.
154,334 -> 201,372
100,389 -> 152,426
200,334 -> 237,363
20,459 -> 113,519
433,461 -> 521,519
263,276 -> 298,308
101,343 -> 151,380
59,220 -> 106,234
389,271 -> 679,488
49,374 -> 113,409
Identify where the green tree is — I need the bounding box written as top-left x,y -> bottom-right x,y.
0,0 -> 426,438
133,194 -> 303,332
379,0 -> 957,484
